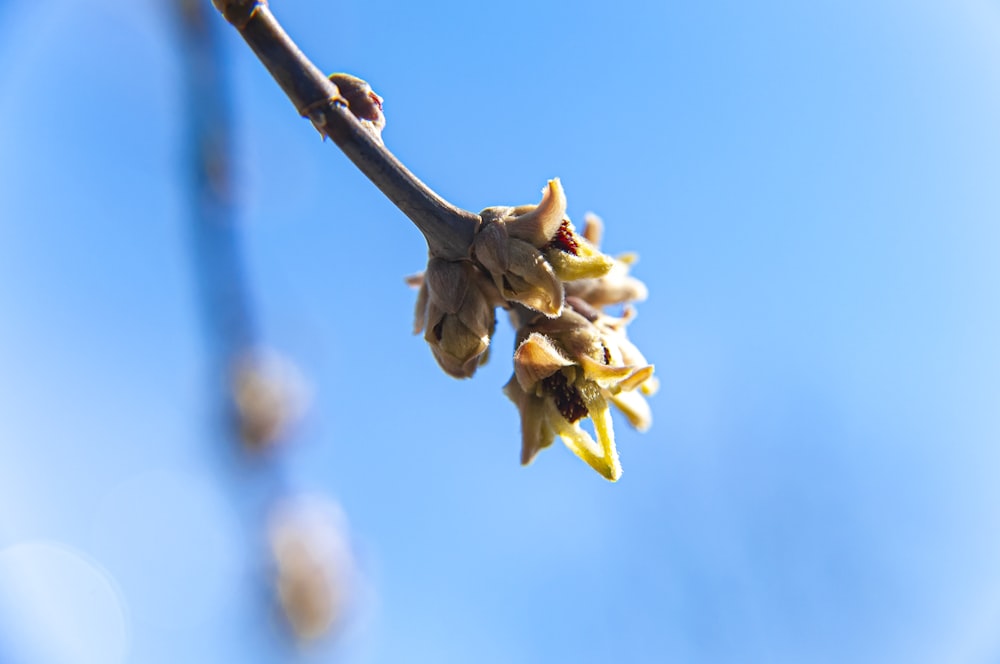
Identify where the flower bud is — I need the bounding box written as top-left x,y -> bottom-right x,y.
328,72 -> 385,142
412,258 -> 498,378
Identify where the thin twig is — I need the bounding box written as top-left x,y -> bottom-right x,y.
212,0 -> 479,260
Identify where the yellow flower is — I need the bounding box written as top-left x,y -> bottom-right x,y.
474,179 -> 614,317
504,308 -> 654,481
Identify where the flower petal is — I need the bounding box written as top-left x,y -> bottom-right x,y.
425,258 -> 469,314
513,333 -> 574,391
641,376 -> 660,396
505,179 -> 568,247
564,258 -> 648,307
579,387 -> 622,482
505,239 -> 563,316
426,310 -> 489,379
545,245 -> 615,282
551,417 -> 611,479
411,277 -> 428,335
577,354 -> 638,386
503,376 -> 556,465
581,212 -> 603,247
472,220 -> 509,275
617,364 -> 655,393
610,389 -> 652,432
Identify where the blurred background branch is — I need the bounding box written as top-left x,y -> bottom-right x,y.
176,0 -> 354,649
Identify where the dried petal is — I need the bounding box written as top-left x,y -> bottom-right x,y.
529,308 -> 605,365
426,307 -> 489,378
564,253 -> 648,307
425,257 -> 469,314
472,219 -> 509,275
505,179 -> 568,247
581,212 -> 604,246
503,376 -> 556,465
504,239 -> 563,316
513,333 -> 574,391
410,276 -> 429,334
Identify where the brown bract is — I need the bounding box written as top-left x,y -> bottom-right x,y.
412,258 -> 499,378
473,179 -> 614,318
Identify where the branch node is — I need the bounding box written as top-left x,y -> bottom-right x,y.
213,0 -> 265,29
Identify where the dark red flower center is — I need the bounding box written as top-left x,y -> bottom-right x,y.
544,219 -> 580,255
541,371 -> 588,423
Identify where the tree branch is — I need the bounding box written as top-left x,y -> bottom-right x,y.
212,0 -> 479,260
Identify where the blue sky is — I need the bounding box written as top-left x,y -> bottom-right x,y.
3,0 -> 1000,662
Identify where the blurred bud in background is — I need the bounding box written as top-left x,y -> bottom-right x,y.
230,350 -> 311,453
267,496 -> 358,643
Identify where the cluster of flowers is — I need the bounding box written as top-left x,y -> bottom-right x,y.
410,180 -> 656,481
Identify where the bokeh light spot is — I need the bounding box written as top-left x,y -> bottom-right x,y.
0,541 -> 129,664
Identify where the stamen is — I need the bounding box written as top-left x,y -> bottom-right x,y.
541,372 -> 588,423
544,219 -> 580,255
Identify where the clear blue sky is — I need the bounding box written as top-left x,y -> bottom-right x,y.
3,0 -> 1000,662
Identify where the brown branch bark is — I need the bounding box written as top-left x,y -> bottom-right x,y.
212,0 -> 479,260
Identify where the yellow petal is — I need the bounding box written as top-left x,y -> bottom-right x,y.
610,389 -> 652,432
546,247 -> 615,282
578,354 -> 638,387
581,389 -> 622,482
551,389 -> 621,482
552,418 -> 611,480
618,365 -> 655,393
